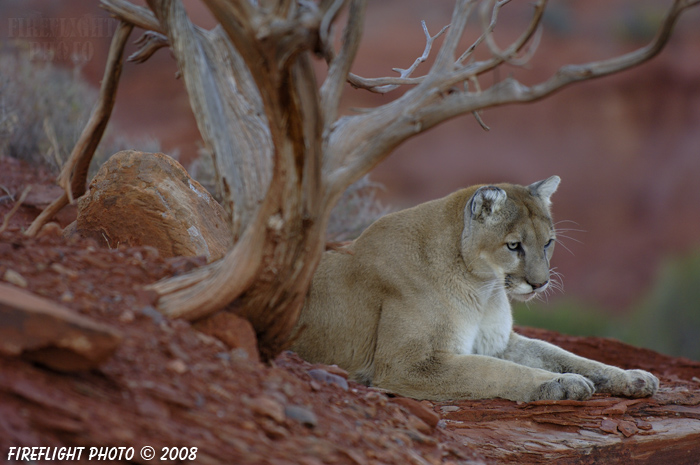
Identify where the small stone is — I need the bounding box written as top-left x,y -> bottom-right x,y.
3,269 -> 28,288
308,368 -> 349,391
285,405 -> 318,428
241,420 -> 257,431
322,365 -> 349,379
194,312 -> 260,363
259,419 -> 289,439
309,380 -> 322,391
59,291 -> 74,303
248,396 -> 286,424
230,348 -> 250,361
600,419 -> 620,434
166,359 -> 188,374
602,401 -> 629,416
440,405 -> 460,413
364,390 -> 387,406
37,222 -> 63,238
118,310 -> 136,323
635,418 -> 653,430
140,305 -> 166,324
617,420 -> 639,437
405,413 -> 432,435
141,246 -> 160,260
391,397 -> 440,429
403,428 -> 438,445
50,263 -> 79,279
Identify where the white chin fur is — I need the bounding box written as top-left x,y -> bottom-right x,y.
511,292 -> 537,302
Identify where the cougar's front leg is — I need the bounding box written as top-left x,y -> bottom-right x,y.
370,299 -> 596,402
371,352 -> 594,402
501,332 -> 659,398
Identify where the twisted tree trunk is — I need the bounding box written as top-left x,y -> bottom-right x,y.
134,0 -> 337,358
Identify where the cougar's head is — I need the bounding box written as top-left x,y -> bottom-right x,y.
462,176 -> 561,302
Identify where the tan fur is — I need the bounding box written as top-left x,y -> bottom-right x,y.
292,177 -> 659,401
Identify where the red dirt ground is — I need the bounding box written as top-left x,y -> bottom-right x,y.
1,156 -> 699,464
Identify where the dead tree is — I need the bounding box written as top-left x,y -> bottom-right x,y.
29,0 -> 699,359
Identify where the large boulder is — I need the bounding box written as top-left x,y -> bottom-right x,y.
74,150 -> 232,262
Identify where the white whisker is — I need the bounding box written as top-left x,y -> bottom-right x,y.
554,238 -> 575,256
547,267 -> 565,295
555,228 -> 587,233
554,219 -> 582,227
553,220 -> 586,257
555,233 -> 584,245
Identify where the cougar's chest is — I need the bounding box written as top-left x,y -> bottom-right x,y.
453,287 -> 512,357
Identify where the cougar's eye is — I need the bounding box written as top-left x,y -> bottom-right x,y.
506,241 -> 521,251
544,239 -> 554,249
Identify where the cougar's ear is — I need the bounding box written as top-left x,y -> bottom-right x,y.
469,186 -> 508,220
529,175 -> 560,207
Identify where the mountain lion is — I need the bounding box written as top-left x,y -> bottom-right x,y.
292,176 -> 659,401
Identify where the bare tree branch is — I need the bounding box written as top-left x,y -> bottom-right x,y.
319,0 -> 347,55
347,73 -> 424,91
26,21 -> 133,237
427,0 -> 547,89
466,77 -> 490,131
372,21 -> 450,94
343,20 -> 448,94
478,0 -> 545,68
320,0 -> 366,129
457,0 -> 511,65
147,209 -> 267,320
0,186 -> 31,234
128,31 -> 169,63
101,0 -> 162,33
432,0 -> 477,72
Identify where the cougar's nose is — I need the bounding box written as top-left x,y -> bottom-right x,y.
528,280 -> 549,290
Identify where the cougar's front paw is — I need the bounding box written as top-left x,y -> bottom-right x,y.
613,369 -> 659,398
533,374 -> 595,401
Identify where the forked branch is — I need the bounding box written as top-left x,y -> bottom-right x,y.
345,21 -> 450,94
457,0 -> 512,64
373,21 -> 449,94
128,31 -> 169,63
431,0 -> 477,71
101,0 -> 161,32
347,0 -> 546,93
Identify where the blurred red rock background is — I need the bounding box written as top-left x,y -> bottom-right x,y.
2,1 -> 699,337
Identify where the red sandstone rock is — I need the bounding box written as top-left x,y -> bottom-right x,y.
194,311 -> 260,363
391,396 -> 441,429
74,150 -> 232,262
0,283 -> 122,371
